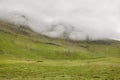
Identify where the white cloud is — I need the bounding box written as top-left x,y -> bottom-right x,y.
0,0 -> 120,40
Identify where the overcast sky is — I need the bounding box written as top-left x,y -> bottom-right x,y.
0,0 -> 120,40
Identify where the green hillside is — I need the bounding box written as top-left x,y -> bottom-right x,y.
0,21 -> 120,80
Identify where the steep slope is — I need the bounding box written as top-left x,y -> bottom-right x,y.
0,20 -> 120,60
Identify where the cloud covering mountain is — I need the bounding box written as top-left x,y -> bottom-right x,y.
0,0 -> 120,40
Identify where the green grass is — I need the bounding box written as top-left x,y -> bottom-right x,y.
0,21 -> 120,80
0,59 -> 120,80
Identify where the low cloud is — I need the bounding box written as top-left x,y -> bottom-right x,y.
0,0 -> 120,40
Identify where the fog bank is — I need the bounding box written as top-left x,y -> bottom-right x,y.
0,0 -> 120,40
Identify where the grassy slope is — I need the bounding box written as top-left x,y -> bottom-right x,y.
0,21 -> 120,80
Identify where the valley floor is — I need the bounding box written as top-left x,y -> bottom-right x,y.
0,57 -> 120,80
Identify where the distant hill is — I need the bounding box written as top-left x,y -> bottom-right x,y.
0,20 -> 120,60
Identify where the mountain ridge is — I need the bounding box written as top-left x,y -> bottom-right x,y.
0,20 -> 120,60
